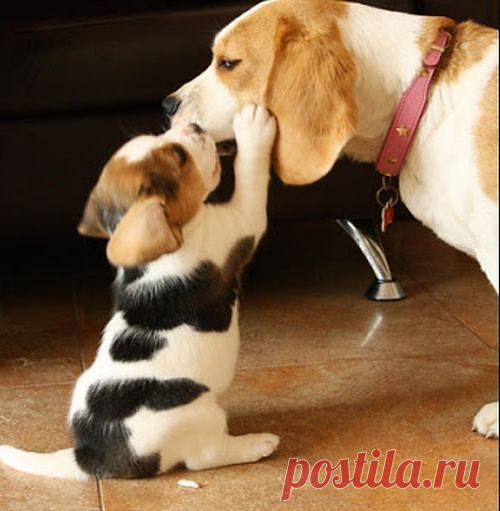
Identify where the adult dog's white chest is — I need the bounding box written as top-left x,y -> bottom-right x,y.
400,41 -> 498,262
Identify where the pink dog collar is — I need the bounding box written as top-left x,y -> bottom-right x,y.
375,30 -> 451,176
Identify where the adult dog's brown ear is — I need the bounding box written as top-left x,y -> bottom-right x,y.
106,197 -> 182,268
266,18 -> 357,185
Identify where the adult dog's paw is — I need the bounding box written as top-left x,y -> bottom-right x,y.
242,433 -> 280,462
233,104 -> 277,155
472,401 -> 498,438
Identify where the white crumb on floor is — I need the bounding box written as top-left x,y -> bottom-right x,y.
177,478 -> 201,489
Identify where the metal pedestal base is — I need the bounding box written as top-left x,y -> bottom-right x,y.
365,279 -> 406,301
337,218 -> 406,301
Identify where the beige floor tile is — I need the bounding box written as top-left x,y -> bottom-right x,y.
237,221 -> 496,369
385,220 -> 498,349
238,271 -> 496,370
0,385 -> 100,511
0,283 -> 82,387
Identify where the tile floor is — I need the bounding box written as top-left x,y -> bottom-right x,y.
0,219 -> 497,510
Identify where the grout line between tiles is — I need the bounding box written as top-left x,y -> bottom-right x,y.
235,354 -> 498,375
391,258 -> 498,352
0,354 -> 494,393
0,381 -> 76,391
0,354 -> 494,392
96,478 -> 106,511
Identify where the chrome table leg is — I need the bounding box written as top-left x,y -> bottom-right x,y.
337,218 -> 406,301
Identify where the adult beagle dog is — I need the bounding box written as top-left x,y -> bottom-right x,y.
163,0 -> 498,438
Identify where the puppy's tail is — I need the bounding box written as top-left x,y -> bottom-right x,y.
0,445 -> 88,480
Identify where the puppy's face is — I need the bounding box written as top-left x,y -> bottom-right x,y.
79,123 -> 221,267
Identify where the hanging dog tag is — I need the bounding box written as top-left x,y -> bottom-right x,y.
376,176 -> 399,233
381,198 -> 396,233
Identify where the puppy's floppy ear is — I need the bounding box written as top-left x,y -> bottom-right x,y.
78,188 -> 110,239
266,18 -> 357,185
106,197 -> 182,267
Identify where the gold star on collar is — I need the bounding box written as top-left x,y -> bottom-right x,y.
396,126 -> 410,137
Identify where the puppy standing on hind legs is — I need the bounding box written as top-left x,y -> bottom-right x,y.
0,104 -> 279,479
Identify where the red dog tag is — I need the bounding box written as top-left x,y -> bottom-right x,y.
381,198 -> 395,233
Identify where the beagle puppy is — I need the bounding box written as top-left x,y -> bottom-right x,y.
164,0 -> 498,438
0,105 -> 279,479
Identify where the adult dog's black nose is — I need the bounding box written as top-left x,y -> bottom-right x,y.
162,95 -> 181,117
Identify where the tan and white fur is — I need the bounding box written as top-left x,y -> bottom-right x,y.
0,105 -> 280,479
164,0 -> 498,437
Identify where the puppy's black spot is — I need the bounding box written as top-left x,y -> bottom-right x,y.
114,236 -> 255,332
121,266 -> 146,285
72,413 -> 160,479
87,378 -> 209,421
110,328 -> 167,362
72,377 -> 208,478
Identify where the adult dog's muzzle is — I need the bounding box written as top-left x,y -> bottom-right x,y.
161,94 -> 236,156
162,95 -> 181,126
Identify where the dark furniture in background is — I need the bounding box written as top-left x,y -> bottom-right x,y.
0,1 -> 497,273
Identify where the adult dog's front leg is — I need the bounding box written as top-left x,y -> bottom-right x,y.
473,402 -> 498,439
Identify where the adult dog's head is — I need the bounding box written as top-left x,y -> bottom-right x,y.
163,0 -> 357,185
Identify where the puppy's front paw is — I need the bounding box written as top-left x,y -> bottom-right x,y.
233,104 -> 277,156
472,401 -> 498,439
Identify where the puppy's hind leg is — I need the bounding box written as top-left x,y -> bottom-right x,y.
182,403 -> 279,471
185,432 -> 280,471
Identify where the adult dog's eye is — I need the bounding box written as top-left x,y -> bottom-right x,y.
218,58 -> 241,71
172,143 -> 187,166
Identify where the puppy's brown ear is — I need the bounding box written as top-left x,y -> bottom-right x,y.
266,19 -> 358,185
78,189 -> 110,239
106,197 -> 182,267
